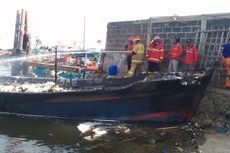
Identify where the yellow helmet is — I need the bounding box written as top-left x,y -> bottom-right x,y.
133,36 -> 141,41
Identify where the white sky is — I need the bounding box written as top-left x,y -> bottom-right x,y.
0,0 -> 229,49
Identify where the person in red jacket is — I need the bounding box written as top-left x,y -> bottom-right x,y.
125,36 -> 135,70
146,36 -> 164,73
167,37 -> 183,72
184,38 -> 198,70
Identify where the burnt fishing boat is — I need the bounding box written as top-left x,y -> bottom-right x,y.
0,67 -> 213,123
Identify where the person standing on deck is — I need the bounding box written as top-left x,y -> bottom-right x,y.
167,37 -> 183,72
125,36 -> 146,78
184,38 -> 198,71
220,38 -> 230,88
146,35 -> 164,74
125,36 -> 135,70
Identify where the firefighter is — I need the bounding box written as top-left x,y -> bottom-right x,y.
220,38 -> 230,88
125,36 -> 146,78
146,35 -> 164,73
167,37 -> 183,72
125,36 -> 135,70
184,38 -> 198,71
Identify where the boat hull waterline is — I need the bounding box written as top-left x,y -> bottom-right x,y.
0,68 -> 213,123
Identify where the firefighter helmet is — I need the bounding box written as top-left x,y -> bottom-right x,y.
128,36 -> 134,41
133,36 -> 141,41
153,35 -> 161,41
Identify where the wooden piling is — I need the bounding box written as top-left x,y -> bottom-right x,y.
18,9 -> 25,51
24,11 -> 28,32
23,10 -> 33,76
24,10 -> 31,56
13,10 -> 20,51
146,17 -> 152,47
12,9 -> 32,76
54,47 -> 58,85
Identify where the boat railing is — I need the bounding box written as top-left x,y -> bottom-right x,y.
24,49 -> 108,80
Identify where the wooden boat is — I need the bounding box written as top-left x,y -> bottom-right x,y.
27,49 -> 104,79
0,50 -> 11,57
0,67 -> 214,123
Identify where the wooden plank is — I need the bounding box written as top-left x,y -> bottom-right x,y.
26,62 -> 98,72
196,29 -> 230,33
202,29 -> 208,67
156,126 -> 178,131
204,27 -> 214,67
216,30 -> 225,85
198,42 -> 227,45
199,18 -> 207,67
208,28 -> 221,86
26,62 -> 80,72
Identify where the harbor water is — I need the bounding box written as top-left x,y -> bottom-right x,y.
0,115 -> 204,153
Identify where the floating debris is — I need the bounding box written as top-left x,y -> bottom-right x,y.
0,81 -> 73,93
77,122 -> 107,141
147,138 -> 156,144
77,122 -> 131,141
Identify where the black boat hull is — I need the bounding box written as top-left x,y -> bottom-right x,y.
0,69 -> 212,123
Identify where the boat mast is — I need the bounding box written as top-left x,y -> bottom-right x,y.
83,16 -> 87,79
83,16 -> 86,50
54,46 -> 57,85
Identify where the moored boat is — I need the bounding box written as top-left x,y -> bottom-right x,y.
0,67 -> 214,123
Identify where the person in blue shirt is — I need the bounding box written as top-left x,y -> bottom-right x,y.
220,38 -> 230,88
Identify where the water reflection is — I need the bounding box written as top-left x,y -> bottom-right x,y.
0,116 -> 158,153
0,116 -> 82,153
0,116 -> 141,153
0,115 -> 202,153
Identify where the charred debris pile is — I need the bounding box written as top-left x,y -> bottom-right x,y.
0,69 -> 208,93
192,90 -> 230,129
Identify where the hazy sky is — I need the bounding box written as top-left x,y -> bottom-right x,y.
0,0 -> 229,49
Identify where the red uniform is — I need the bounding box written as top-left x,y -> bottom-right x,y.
146,43 -> 164,63
168,43 -> 183,60
185,44 -> 198,64
126,36 -> 135,71
127,42 -> 134,57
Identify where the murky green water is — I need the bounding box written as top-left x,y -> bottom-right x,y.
0,116 -> 81,153
0,115 -> 203,153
